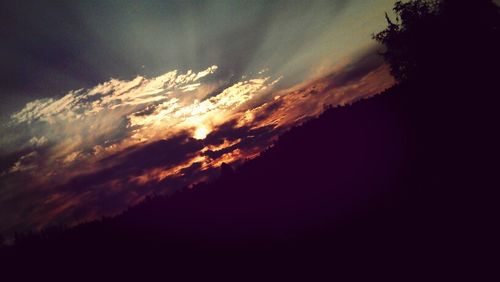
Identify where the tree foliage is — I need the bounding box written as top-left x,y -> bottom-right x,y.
374,0 -> 500,82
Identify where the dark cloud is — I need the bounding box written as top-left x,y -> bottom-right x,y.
252,99 -> 286,124
103,134 -> 201,169
64,133 -> 201,192
179,162 -> 203,176
324,47 -> 386,90
203,123 -> 280,160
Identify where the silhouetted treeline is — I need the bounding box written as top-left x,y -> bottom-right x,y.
1,1 -> 498,280
374,0 -> 500,83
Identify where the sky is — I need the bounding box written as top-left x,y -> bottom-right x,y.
0,0 -> 397,238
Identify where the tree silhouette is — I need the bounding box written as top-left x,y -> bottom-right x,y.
374,0 -> 500,82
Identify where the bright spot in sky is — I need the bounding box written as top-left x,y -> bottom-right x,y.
193,125 -> 210,140
0,53 -> 395,239
0,0 -> 402,241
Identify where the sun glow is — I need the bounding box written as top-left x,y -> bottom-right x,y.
1,58 -> 396,238
193,125 -> 210,140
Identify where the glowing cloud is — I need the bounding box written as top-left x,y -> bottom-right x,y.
0,51 -> 394,238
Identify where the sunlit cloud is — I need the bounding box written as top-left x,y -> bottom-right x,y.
0,0 -> 410,243
0,49 -> 394,238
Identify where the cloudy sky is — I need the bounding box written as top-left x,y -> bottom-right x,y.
0,0 -> 397,238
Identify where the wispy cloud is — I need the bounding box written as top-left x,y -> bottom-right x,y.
0,50 -> 394,237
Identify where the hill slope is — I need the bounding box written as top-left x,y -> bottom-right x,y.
1,73 -> 494,279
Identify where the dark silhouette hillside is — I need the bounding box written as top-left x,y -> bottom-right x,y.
1,0 -> 498,280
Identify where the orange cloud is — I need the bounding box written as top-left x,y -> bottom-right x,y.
0,53 -> 394,238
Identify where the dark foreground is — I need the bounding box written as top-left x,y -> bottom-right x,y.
0,73 -> 496,279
